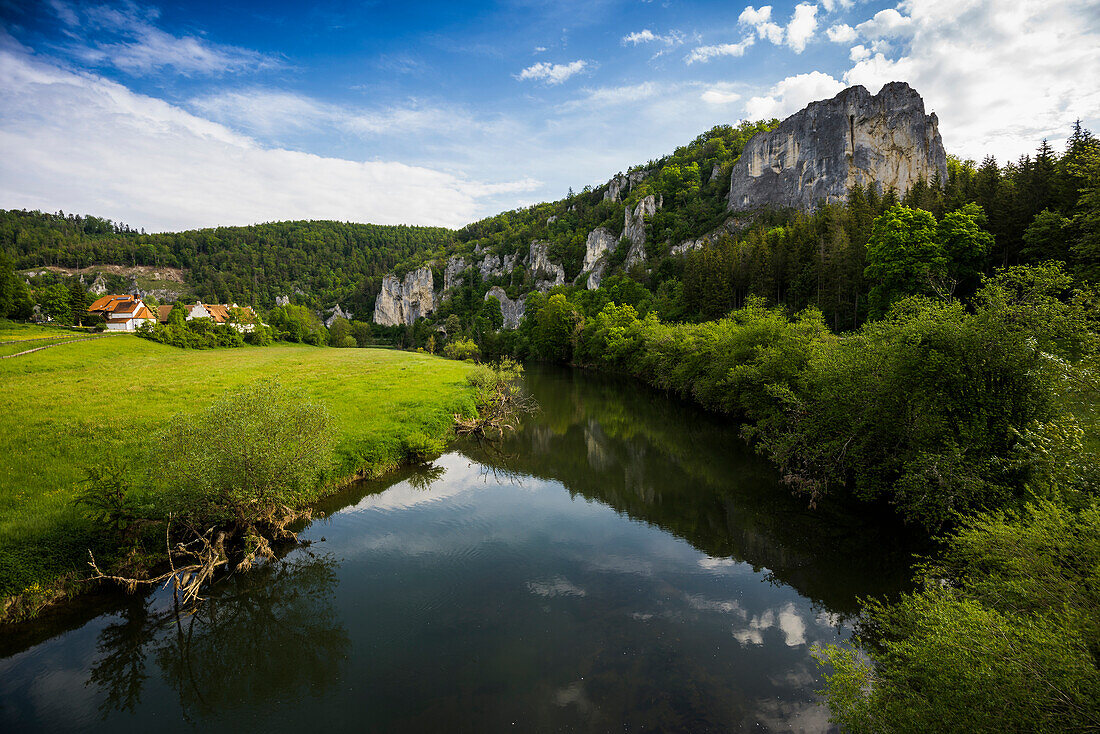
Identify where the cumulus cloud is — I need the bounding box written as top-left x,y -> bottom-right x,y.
515,59 -> 588,84
785,3 -> 819,53
856,8 -> 914,40
841,0 -> 1100,162
744,70 -> 845,120
622,29 -> 683,47
0,46 -> 536,232
826,23 -> 857,43
685,36 -> 755,64
849,44 -> 870,61
739,5 -> 784,45
49,0 -> 278,76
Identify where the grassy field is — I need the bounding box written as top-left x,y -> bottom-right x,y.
0,335 -> 477,602
0,320 -> 88,342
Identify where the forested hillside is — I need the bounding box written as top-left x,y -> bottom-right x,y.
0,213 -> 455,313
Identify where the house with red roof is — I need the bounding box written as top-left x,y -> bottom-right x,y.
157,302 -> 259,332
87,295 -> 157,331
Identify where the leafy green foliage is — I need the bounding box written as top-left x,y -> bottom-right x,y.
815,502 -> 1100,733
151,380 -> 337,524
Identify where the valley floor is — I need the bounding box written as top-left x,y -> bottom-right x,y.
0,333 -> 478,612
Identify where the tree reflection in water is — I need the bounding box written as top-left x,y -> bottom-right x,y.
88,554 -> 349,722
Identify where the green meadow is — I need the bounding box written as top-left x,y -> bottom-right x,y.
0,334 -> 477,601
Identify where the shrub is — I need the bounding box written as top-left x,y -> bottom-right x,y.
443,337 -> 480,361
152,380 -> 336,524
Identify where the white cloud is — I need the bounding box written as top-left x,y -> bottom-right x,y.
622,29 -> 683,47
515,59 -> 588,84
51,1 -> 278,76
856,8 -> 914,39
623,29 -> 657,44
841,0 -> 1100,162
849,44 -> 870,61
560,82 -> 664,110
534,46 -> 548,53
739,5 -> 784,45
785,3 -> 819,53
738,5 -> 772,26
701,89 -> 742,104
744,70 -> 845,120
826,23 -> 857,43
685,36 -> 755,64
0,46 -> 535,232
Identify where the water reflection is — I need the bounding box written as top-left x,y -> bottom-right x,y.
80,555 -> 348,725
461,365 -> 916,613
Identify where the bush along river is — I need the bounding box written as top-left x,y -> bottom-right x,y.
0,365 -> 917,732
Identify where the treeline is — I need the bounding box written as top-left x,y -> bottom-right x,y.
0,213 -> 456,313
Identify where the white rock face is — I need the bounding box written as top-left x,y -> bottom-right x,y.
671,239 -> 705,256
729,82 -> 947,212
484,286 -> 525,329
373,267 -> 435,326
275,294 -> 290,306
709,162 -> 721,184
546,215 -> 558,225
90,274 -> 107,296
582,227 -> 619,290
603,175 -> 627,203
444,256 -> 466,291
622,194 -> 661,270
582,227 -> 617,272
324,303 -> 352,327
529,240 -> 566,291
478,252 -> 516,280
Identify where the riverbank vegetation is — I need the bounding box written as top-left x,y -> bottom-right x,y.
0,337 -> 478,621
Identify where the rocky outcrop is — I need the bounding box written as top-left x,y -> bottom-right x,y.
444,256 -> 466,291
623,194 -> 661,270
603,175 -> 627,203
324,303 -> 352,327
671,218 -> 750,256
373,267 -> 435,326
728,82 -> 947,213
275,294 -> 290,307
581,227 -> 618,290
529,240 -> 566,291
479,252 -> 517,280
484,286 -> 525,329
89,274 -> 107,295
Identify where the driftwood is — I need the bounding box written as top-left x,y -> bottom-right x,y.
454,370 -> 537,440
87,506 -> 313,606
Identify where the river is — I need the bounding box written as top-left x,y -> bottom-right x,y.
0,365 -> 915,732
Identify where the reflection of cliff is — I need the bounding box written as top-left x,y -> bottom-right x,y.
88,555 -> 349,720
461,366 -> 916,612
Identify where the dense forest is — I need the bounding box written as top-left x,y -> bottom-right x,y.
0,213 -> 456,314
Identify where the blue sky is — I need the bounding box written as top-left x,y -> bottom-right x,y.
1,0 -> 1098,231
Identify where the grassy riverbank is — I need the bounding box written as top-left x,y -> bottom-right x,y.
0,335 -> 478,613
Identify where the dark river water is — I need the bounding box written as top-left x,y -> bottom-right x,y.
0,366 -> 915,732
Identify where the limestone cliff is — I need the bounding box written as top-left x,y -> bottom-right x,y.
444,256 -> 466,291
623,194 -> 660,269
529,240 -> 566,291
728,82 -> 946,212
324,303 -> 352,327
484,286 -> 525,329
581,227 -> 618,289
373,267 -> 435,326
